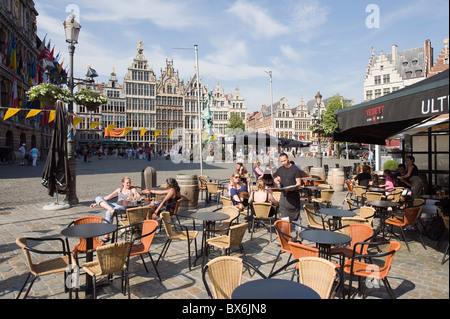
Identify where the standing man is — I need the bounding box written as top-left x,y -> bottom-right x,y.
274,153 -> 302,226
30,146 -> 39,166
368,149 -> 374,167
19,143 -> 26,166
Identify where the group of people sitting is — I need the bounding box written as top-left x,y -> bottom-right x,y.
352,155 -> 423,200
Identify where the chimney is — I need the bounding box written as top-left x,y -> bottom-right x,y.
392,44 -> 398,64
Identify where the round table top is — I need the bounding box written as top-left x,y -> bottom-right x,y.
367,187 -> 386,193
366,200 -> 401,208
319,208 -> 356,218
299,229 -> 351,246
303,177 -> 319,181
190,212 -> 229,222
232,278 -> 321,299
61,223 -> 117,239
118,199 -> 151,208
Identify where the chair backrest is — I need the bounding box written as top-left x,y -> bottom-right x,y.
365,192 -> 383,201
354,185 -> 367,197
172,198 -> 183,215
317,183 -> 332,189
403,206 -> 422,226
198,177 -> 207,189
252,202 -> 272,218
272,191 -> 281,201
320,189 -> 335,202
438,207 -> 449,230
304,203 -> 323,228
96,241 -> 132,275
348,223 -> 374,254
228,223 -> 248,247
345,180 -> 355,193
221,206 -> 240,227
378,241 -> 402,278
221,196 -> 233,207
16,237 -> 35,273
126,206 -> 149,224
206,182 -> 219,193
340,217 -> 369,235
386,189 -> 403,202
359,206 -> 375,222
203,256 -> 243,299
288,241 -> 319,259
161,211 -> 176,238
274,220 -> 292,253
71,216 -> 104,253
297,257 -> 337,299
136,220 -> 159,252
313,180 -> 326,186
345,198 -> 356,211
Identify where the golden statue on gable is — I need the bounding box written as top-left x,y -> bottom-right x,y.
137,41 -> 143,52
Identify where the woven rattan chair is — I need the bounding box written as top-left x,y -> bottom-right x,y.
272,190 -> 282,201
80,241 -> 133,299
123,220 -> 161,281
206,223 -> 248,257
312,189 -> 334,208
202,256 -> 266,299
353,185 -> 367,205
215,206 -> 240,234
16,237 -> 73,299
157,211 -> 198,270
221,196 -> 233,207
357,206 -> 376,226
67,216 -> 108,255
363,191 -> 384,202
250,202 -> 275,241
206,182 -> 223,207
438,207 -> 449,264
198,175 -> 209,200
343,241 -> 401,299
385,188 -> 403,203
304,203 -> 329,230
119,206 -> 149,227
385,206 -> 426,252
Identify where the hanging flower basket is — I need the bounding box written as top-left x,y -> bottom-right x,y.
74,89 -> 108,112
26,83 -> 72,107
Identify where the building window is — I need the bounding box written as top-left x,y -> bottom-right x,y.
383,74 -> 390,84
375,89 -> 381,98
415,70 -> 422,77
366,90 -> 373,101
374,75 -> 381,85
383,88 -> 390,96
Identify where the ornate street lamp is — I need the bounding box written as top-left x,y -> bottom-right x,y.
63,14 -> 81,206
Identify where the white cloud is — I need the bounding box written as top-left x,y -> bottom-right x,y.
280,45 -> 299,60
290,1 -> 331,43
227,0 -> 289,39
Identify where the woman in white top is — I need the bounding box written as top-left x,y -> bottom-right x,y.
248,179 -> 278,217
90,176 -> 141,241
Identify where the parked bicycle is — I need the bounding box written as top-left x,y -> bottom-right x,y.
0,146 -> 16,164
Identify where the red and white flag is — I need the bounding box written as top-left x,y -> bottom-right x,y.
11,74 -> 18,107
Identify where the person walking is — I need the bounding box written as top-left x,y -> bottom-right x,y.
30,146 -> 39,166
19,143 -> 26,166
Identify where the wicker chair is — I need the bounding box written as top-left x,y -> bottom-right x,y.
272,190 -> 282,201
304,203 -> 329,230
270,256 -> 341,299
353,185 -> 367,205
385,188 -> 403,203
343,241 -> 401,299
158,211 -> 198,270
206,182 -> 223,207
80,241 -> 133,299
438,207 -> 449,264
16,237 -> 73,299
215,206 -> 240,234
67,216 -> 107,255
357,206 -> 376,226
344,180 -> 356,202
312,189 -> 334,208
119,206 -> 149,227
363,191 -> 384,202
385,206 -> 426,252
198,175 -> 209,200
124,220 -> 161,281
221,196 -> 233,207
202,256 -> 266,299
206,223 -> 248,256
250,202 -> 275,241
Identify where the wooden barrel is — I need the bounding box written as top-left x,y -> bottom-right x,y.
327,167 -> 345,191
176,174 -> 199,209
309,167 -> 326,181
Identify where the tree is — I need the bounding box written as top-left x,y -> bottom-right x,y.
227,112 -> 245,131
322,94 -> 351,137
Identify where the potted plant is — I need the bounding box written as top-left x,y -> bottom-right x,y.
26,83 -> 72,106
73,89 -> 108,111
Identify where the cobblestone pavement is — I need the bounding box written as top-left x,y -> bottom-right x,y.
0,156 -> 448,302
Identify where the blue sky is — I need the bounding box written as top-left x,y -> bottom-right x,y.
35,0 -> 449,112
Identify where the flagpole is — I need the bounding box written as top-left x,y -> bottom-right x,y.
195,45 -> 203,176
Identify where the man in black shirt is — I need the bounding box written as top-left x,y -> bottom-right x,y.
274,153 -> 302,223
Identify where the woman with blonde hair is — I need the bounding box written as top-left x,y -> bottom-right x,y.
249,179 -> 278,217
253,160 -> 264,180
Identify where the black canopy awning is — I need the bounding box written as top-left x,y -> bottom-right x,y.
334,69 -> 449,145
278,137 -> 311,148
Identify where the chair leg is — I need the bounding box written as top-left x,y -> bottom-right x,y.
148,252 -> 162,281
16,273 -> 31,299
399,227 -> 410,252
269,250 -> 282,276
442,243 -> 449,265
140,254 -> 149,273
23,275 -> 38,299
382,277 -> 396,299
156,239 -> 172,266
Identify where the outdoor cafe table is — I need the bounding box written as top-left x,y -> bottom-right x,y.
367,186 -> 386,194
299,229 -> 351,260
366,200 -> 401,239
188,211 -> 229,267
61,222 -> 117,297
117,199 -> 152,208
302,177 -> 318,186
232,278 -> 321,299
319,208 -> 356,230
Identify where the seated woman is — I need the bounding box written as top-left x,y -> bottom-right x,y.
248,179 -> 278,217
353,165 -> 372,187
379,169 -> 395,195
252,161 -> 264,180
146,178 -> 181,220
90,176 -> 141,242
229,173 -> 249,211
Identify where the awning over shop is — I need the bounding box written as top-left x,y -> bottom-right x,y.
334,69 -> 449,145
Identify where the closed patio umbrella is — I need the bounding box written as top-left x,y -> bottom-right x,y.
42,101 -> 71,197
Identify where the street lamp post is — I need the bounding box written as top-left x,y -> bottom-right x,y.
265,71 -> 274,137
315,91 -> 323,167
63,14 -> 81,206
